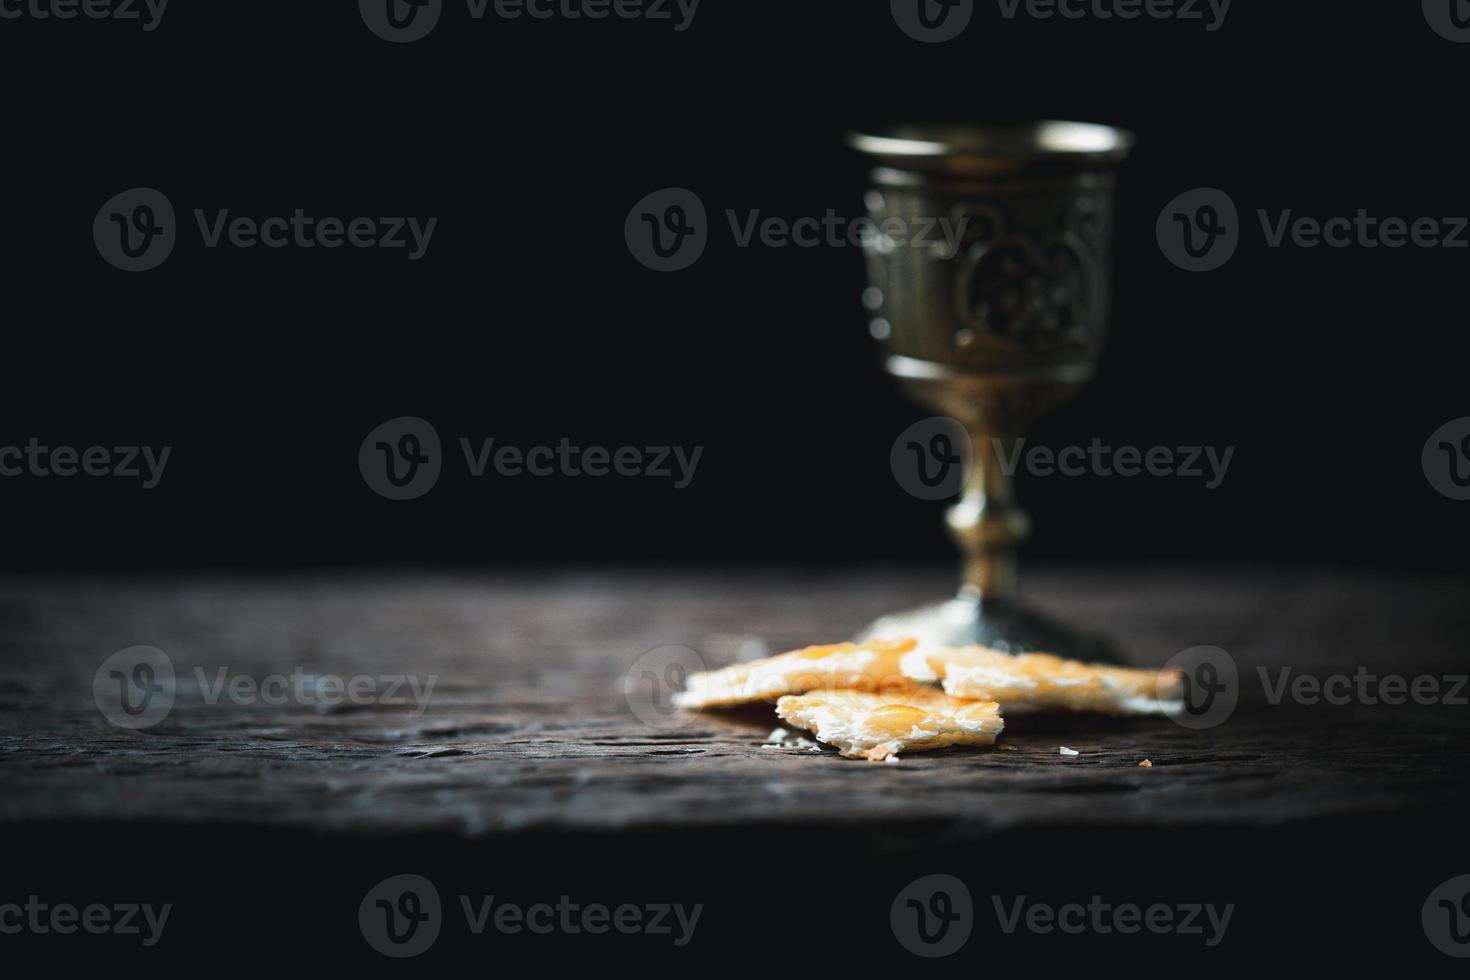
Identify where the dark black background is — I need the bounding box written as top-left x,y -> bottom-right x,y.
2,1 -> 1466,574
6,816 -> 1463,970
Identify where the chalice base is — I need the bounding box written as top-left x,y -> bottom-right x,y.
859,594 -> 1122,664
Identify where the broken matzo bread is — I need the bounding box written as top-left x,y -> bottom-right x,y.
901,645 -> 1183,715
775,687 -> 1003,761
672,638 -> 919,709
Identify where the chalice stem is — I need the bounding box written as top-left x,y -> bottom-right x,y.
950,432 -> 1028,600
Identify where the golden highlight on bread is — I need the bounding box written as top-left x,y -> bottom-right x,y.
776,687 -> 1003,761
671,638 -> 918,709
901,645 -> 1183,715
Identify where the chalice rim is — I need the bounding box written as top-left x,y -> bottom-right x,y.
848,121 -> 1133,174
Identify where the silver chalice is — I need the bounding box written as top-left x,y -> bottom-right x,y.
850,122 -> 1133,659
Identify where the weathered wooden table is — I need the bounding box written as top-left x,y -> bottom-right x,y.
2,568 -> 1466,967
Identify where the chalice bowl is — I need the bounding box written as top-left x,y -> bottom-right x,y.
850,122 -> 1133,659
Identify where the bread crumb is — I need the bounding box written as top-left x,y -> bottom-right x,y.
1059,746 -> 1080,757
1139,758 -> 1153,768
766,727 -> 790,743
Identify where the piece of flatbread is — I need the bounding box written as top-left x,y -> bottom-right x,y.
901,645 -> 1183,715
776,687 -> 1004,761
672,639 -> 918,709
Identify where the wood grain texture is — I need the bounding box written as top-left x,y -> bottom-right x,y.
1,567 -> 1466,837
